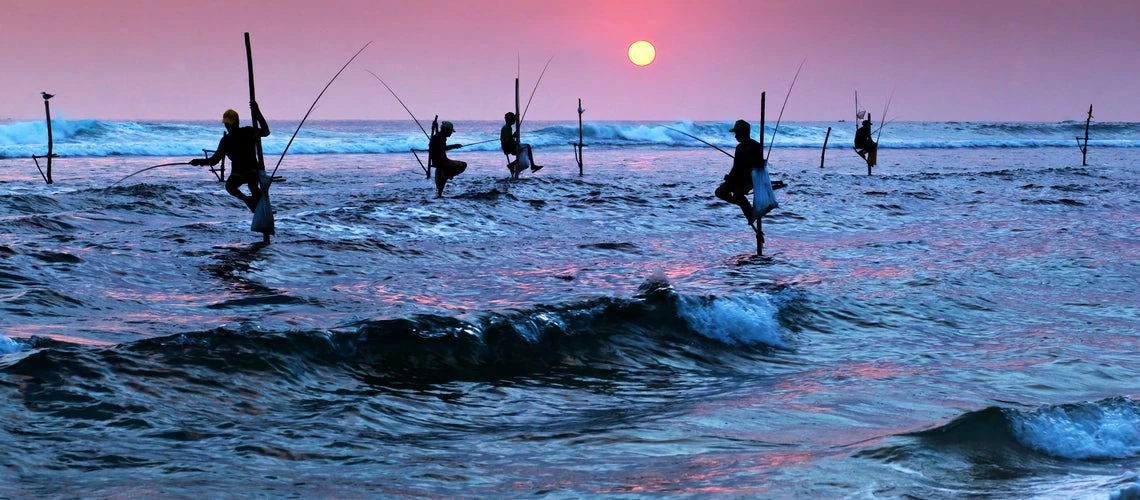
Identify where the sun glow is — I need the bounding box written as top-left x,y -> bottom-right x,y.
628,40 -> 656,66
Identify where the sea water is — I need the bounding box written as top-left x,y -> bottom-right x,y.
0,119 -> 1138,497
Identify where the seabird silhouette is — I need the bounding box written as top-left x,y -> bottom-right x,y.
41,92 -> 54,100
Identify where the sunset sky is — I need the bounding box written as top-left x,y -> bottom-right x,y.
3,0 -> 1138,122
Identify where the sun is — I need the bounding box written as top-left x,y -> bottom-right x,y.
628,40 -> 656,67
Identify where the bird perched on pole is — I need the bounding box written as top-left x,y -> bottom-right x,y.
41,92 -> 54,100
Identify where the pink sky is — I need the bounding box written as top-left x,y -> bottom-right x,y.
3,0 -> 1138,122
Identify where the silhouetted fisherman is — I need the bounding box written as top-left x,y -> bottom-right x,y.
429,121 -> 467,197
190,103 -> 270,212
716,119 -> 762,224
500,112 -> 543,175
855,114 -> 876,160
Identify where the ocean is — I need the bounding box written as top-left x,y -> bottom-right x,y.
0,118 -> 1138,497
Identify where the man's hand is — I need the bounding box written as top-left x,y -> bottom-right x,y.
189,159 -> 206,166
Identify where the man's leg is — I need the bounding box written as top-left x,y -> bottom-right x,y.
716,182 -> 753,223
225,172 -> 254,211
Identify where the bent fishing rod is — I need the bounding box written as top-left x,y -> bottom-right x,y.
766,58 -> 806,161
270,41 -> 372,181
518,56 -> 554,128
874,90 -> 894,143
364,69 -> 430,141
663,126 -> 734,158
110,162 -> 192,187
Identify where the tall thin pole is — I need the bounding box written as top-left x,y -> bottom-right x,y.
756,92 -> 766,256
1079,104 -> 1092,166
514,78 -> 521,179
44,97 -> 54,184
576,98 -> 584,176
245,32 -> 269,244
245,33 -> 265,172
820,126 -> 831,168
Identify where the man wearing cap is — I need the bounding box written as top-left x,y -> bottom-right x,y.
429,120 -> 467,197
854,114 -> 876,160
190,102 -> 270,212
715,119 -> 761,224
500,112 -> 543,176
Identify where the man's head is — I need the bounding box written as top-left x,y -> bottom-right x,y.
441,121 -> 455,136
729,119 -> 750,141
862,119 -> 871,127
504,112 -> 516,124
222,109 -> 239,130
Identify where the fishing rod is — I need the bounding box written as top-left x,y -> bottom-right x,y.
765,58 -> 806,161
874,90 -> 894,143
110,162 -> 192,187
365,70 -> 430,141
663,125 -> 734,158
270,41 -> 372,180
518,56 -> 554,128
456,137 -> 500,148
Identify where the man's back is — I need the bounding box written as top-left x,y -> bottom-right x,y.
500,123 -> 517,155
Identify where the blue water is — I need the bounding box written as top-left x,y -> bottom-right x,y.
0,120 -> 1138,497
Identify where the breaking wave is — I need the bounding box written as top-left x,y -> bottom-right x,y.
3,119 -> 1138,158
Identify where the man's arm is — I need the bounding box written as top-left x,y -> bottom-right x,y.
252,101 -> 269,137
191,137 -> 226,166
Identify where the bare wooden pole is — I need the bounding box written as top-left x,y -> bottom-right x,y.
820,126 -> 831,168
1077,104 -> 1092,166
44,98 -> 54,184
575,98 -> 584,175
756,92 -> 766,256
245,32 -> 270,244
243,33 -> 263,171
31,93 -> 58,184
513,78 -> 521,179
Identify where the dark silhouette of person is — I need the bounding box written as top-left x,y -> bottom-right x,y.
190,103 -> 270,212
429,121 -> 467,197
715,119 -> 762,224
854,114 -> 876,159
500,112 -> 543,175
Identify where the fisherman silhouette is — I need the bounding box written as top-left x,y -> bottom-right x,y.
429,121 -> 467,197
855,114 -> 876,160
715,119 -> 761,224
190,104 -> 270,212
500,112 -> 543,175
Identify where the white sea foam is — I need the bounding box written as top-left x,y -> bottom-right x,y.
4,119 -> 1138,158
0,335 -> 21,354
1010,398 -> 1140,459
676,292 -> 785,347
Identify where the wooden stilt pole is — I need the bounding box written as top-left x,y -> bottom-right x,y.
31,93 -> 59,184
43,97 -> 54,184
1077,104 -> 1092,166
513,78 -> 521,179
245,32 -> 270,244
756,92 -> 766,256
820,126 -> 831,168
575,98 -> 584,176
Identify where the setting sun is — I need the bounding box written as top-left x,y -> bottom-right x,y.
628,40 -> 656,66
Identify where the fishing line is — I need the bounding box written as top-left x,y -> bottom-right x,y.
457,137 -> 500,148
110,162 -> 192,187
765,58 -> 806,161
875,90 -> 894,143
518,56 -> 553,128
270,41 -> 372,180
365,69 -> 430,141
663,126 -> 734,158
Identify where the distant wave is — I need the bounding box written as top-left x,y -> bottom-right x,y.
3,119 -> 1138,158
909,397 -> 1140,460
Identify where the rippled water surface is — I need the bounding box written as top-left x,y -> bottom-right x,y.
1,143 -> 1138,497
